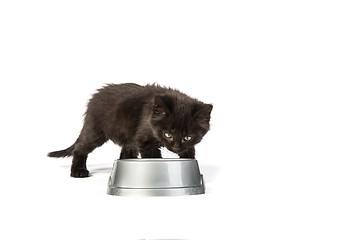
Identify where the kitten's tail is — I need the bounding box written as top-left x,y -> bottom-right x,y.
48,143 -> 75,158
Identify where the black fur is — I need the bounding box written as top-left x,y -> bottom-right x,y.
48,83 -> 213,178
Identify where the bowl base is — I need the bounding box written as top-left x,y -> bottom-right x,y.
107,175 -> 205,196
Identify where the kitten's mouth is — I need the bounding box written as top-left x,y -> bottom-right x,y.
172,147 -> 181,153
165,146 -> 182,154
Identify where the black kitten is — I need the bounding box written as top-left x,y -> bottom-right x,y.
48,83 -> 213,177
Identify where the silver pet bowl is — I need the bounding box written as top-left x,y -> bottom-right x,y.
107,158 -> 205,196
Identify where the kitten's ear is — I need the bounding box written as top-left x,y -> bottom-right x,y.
152,95 -> 173,119
193,103 -> 213,130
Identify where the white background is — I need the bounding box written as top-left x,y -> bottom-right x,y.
1,0 -> 359,239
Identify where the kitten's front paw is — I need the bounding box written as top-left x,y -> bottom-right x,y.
71,168 -> 90,178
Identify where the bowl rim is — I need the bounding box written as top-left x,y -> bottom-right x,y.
115,158 -> 195,162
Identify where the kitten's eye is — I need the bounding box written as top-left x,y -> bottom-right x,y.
184,136 -> 192,141
164,133 -> 173,138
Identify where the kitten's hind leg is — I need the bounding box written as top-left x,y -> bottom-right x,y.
71,152 -> 89,178
119,145 -> 139,159
71,127 -> 107,177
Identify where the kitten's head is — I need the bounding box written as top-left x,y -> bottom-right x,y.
150,95 -> 213,156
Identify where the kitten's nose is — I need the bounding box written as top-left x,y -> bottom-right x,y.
172,143 -> 181,152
